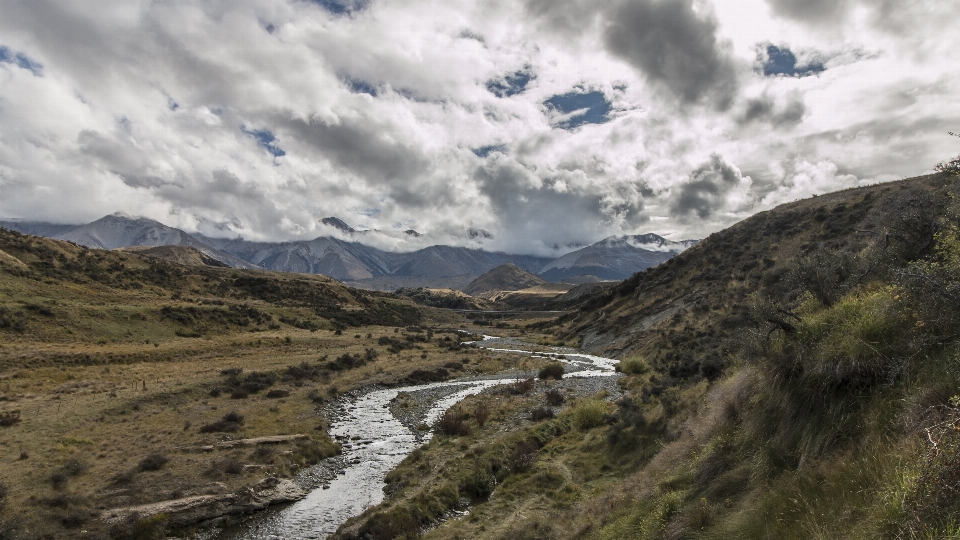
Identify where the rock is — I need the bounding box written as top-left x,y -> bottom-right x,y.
100,477 -> 306,528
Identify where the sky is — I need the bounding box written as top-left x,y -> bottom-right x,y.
0,0 -> 958,256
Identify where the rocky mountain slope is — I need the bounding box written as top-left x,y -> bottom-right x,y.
539,233 -> 696,283
462,263 -> 549,297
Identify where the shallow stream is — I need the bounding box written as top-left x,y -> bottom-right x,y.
224,335 -> 619,539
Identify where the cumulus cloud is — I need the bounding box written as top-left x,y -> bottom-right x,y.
670,154 -> 753,220
604,0 -> 741,109
0,0 -> 958,254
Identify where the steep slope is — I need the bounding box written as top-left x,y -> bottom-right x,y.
538,233 -> 696,282
120,245 -> 230,268
462,263 -> 549,297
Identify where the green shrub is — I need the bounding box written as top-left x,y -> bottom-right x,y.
617,356 -> 649,375
573,399 -> 607,430
538,362 -> 565,380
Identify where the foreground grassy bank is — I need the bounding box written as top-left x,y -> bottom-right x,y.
334,173 -> 960,539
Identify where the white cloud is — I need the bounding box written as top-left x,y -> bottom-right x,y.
0,0 -> 958,252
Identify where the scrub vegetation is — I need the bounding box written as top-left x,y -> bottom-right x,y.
335,172 -> 960,539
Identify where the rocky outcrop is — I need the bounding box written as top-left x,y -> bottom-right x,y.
100,477 -> 306,528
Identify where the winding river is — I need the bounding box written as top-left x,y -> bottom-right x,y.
225,335 -> 619,539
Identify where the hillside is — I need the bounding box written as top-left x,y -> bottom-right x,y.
0,227 -> 498,539
119,245 -> 230,268
462,263 -> 549,297
330,172 -> 960,540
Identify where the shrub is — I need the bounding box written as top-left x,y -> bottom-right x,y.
545,389 -> 566,406
138,453 -> 169,472
530,407 -> 555,421
230,388 -> 249,399
513,440 -> 539,471
199,411 -> 244,433
617,356 -> 650,375
538,362 -> 565,380
512,378 -> 535,395
266,389 -> 290,398
49,458 -> 89,490
474,401 -> 491,428
573,399 -> 607,430
0,410 -> 21,427
436,407 -> 470,436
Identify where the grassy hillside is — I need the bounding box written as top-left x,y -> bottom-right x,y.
0,228 -> 547,539
334,172 -> 960,539
542,172 -> 960,538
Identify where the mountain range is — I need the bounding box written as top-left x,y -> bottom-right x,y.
0,214 -> 696,287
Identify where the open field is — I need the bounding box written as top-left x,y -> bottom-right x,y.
0,227 -> 563,539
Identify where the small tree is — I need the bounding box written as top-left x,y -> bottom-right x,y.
935,132 -> 960,176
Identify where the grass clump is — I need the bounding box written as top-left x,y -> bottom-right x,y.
572,399 -> 608,430
538,362 -> 565,380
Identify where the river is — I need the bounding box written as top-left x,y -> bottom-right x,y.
223,335 -> 619,539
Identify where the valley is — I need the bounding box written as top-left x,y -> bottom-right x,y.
2,172 -> 960,539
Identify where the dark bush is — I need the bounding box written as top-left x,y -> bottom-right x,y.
199,411 -> 244,433
436,407 -> 470,436
0,410 -> 21,427
51,457 -> 89,487
230,388 -> 249,399
241,371 -> 276,393
530,407 -> 555,421
474,401 -> 491,428
538,362 -> 565,380
512,440 -> 539,471
266,389 -> 290,398
511,378 -> 535,395
284,362 -> 319,381
137,453 -> 169,472
545,389 -> 565,406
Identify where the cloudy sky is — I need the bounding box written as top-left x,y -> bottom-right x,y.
1,0 -> 958,255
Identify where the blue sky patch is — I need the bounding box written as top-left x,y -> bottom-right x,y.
0,46 -> 43,76
486,70 -> 533,98
309,0 -> 370,16
544,90 -> 612,129
472,145 -> 506,158
345,78 -> 378,96
762,45 -> 825,77
242,126 -> 286,157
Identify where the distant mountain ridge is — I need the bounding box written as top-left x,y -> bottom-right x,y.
539,233 -> 696,282
0,215 -> 695,284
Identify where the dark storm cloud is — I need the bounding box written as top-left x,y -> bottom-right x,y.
738,93 -> 806,128
766,0 -> 849,24
603,0 -> 740,109
524,0 -> 605,37
282,115 -> 430,186
671,154 -> 745,219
